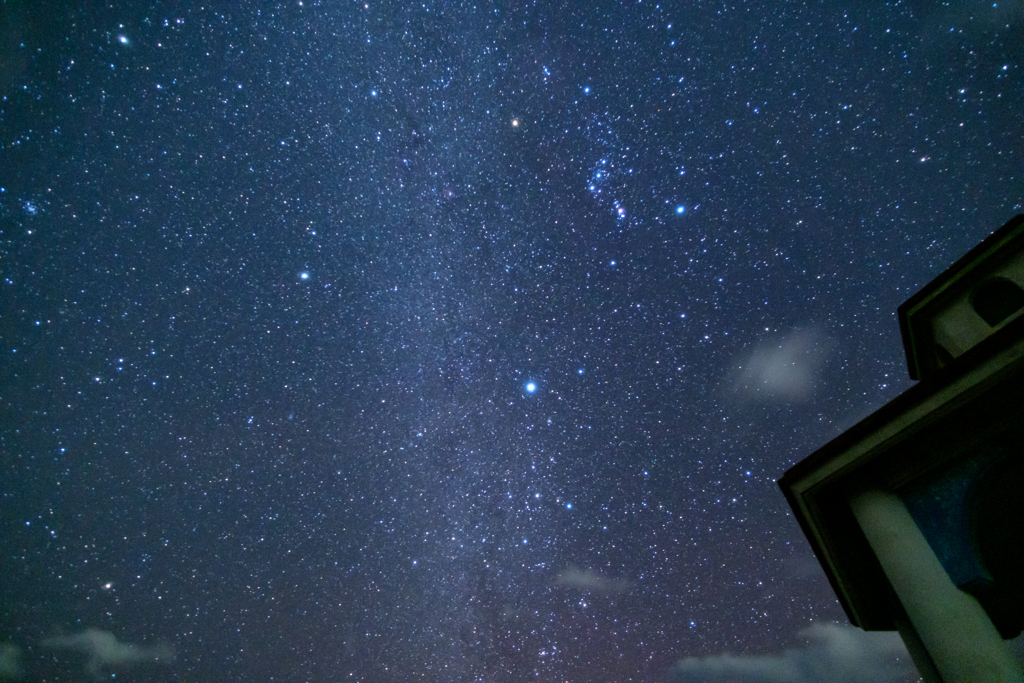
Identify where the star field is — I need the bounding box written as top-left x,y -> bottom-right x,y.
1,1 -> 1021,681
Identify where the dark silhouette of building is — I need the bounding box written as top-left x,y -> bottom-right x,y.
780,214 -> 1024,683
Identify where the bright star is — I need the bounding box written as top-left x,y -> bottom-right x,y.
299,271 -> 310,280
525,382 -> 536,393
676,205 -> 685,214
511,119 -> 519,127
118,35 -> 129,45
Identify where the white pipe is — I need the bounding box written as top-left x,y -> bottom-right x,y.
849,488 -> 1021,683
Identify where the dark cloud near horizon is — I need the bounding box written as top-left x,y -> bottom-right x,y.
671,623 -> 915,683
42,629 -> 173,679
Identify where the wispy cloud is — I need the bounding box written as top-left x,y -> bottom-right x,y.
671,623 -> 915,683
553,566 -> 631,594
0,643 -> 22,680
42,628 -> 173,679
725,328 -> 827,403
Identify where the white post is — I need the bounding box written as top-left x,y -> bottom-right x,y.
849,488 -> 1021,683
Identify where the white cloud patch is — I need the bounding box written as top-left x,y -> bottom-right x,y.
726,328 -> 827,402
553,566 -> 631,594
671,623 -> 915,683
0,643 -> 22,680
42,628 -> 173,678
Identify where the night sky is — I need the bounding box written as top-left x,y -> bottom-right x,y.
1,1 -> 1022,681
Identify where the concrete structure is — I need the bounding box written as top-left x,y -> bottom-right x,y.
780,214 -> 1024,683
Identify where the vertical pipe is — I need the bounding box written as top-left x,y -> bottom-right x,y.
849,488 -> 1021,683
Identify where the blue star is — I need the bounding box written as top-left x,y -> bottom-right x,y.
676,205 -> 685,214
525,382 -> 537,393
299,271 -> 310,281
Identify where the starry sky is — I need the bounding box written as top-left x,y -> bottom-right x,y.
1,1 -> 1021,681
